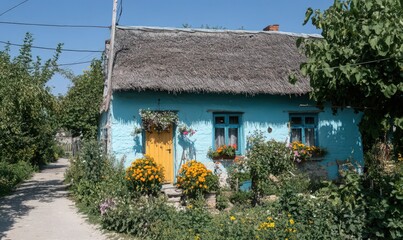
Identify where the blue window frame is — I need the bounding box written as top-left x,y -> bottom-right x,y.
213,113 -> 242,154
289,113 -> 318,146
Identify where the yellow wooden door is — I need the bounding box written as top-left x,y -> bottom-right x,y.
145,126 -> 174,183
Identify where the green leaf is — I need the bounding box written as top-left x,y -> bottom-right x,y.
369,37 -> 378,49
303,8 -> 313,25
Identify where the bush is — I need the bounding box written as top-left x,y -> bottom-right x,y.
101,196 -> 177,238
125,155 -> 164,195
247,131 -> 294,205
176,160 -> 219,198
229,191 -> 253,206
65,139 -> 130,216
0,161 -> 35,196
227,157 -> 250,191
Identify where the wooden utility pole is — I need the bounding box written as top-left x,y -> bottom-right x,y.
105,0 -> 118,111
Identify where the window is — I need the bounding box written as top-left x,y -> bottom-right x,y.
213,113 -> 242,154
289,113 -> 318,146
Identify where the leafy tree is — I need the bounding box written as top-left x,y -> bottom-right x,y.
0,33 -> 61,165
296,0 -> 403,152
59,60 -> 104,139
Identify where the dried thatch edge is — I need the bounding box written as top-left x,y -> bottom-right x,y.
116,25 -> 323,39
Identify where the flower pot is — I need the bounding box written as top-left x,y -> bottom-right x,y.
212,155 -> 235,161
204,192 -> 216,209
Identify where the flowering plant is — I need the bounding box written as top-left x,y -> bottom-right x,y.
178,124 -> 196,137
207,144 -> 237,159
126,155 -> 165,195
176,160 -> 219,197
290,141 -> 326,163
139,109 -> 178,132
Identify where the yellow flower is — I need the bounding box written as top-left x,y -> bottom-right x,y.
230,216 -> 236,221
289,219 -> 295,225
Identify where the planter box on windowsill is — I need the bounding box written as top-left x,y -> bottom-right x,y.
212,155 -> 236,161
308,156 -> 325,161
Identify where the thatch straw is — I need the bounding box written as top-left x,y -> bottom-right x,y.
110,26 -> 320,95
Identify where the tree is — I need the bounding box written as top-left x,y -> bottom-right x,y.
296,0 -> 403,152
59,60 -> 104,140
0,33 -> 61,165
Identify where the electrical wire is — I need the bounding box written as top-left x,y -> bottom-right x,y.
315,56 -> 400,71
117,0 -> 123,25
0,20 -> 110,29
0,40 -> 104,53
56,60 -> 94,67
0,0 -> 30,17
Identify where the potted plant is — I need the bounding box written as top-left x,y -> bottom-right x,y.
176,160 -> 219,208
290,141 -> 327,163
207,144 -> 237,160
177,124 -> 196,137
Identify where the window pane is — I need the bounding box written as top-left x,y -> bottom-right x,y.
229,128 -> 238,149
291,117 -> 302,125
215,128 -> 225,148
215,116 -> 225,124
305,128 -> 315,146
305,117 -> 315,124
291,128 -> 302,142
229,116 -> 239,124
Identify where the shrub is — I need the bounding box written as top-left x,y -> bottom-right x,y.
125,155 -> 164,195
216,192 -> 230,210
229,191 -> 253,206
227,157 -> 250,191
65,139 -> 130,216
247,131 -> 294,205
101,196 -> 177,238
0,161 -> 35,196
176,160 -> 218,197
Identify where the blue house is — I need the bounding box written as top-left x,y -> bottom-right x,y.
99,26 -> 363,182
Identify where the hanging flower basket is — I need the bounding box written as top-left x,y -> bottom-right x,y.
139,109 -> 178,133
178,124 -> 196,137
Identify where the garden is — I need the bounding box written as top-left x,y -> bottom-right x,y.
66,130 -> 403,240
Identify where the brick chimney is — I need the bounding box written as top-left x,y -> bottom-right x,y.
263,24 -> 279,31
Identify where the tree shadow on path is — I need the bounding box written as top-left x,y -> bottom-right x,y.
0,160 -> 69,239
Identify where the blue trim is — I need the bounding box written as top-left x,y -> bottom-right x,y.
289,113 -> 318,146
212,113 -> 243,155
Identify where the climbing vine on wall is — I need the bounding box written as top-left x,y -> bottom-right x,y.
139,109 -> 178,132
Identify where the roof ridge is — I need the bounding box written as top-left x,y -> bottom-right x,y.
116,25 -> 322,39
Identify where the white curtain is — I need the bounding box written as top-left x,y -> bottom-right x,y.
215,128 -> 224,148
229,128 -> 238,148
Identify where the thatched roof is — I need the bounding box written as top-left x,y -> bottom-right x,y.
110,26 -> 321,95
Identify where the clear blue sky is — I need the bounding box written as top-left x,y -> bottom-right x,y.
0,0 -> 332,95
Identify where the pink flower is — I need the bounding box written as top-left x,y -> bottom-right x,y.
183,131 -> 188,135
294,151 -> 299,156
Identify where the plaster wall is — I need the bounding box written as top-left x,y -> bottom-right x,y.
109,91 -> 363,180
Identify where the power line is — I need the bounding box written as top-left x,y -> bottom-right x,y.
117,0 -> 123,25
316,56 -> 401,71
0,0 -> 30,17
0,20 -> 110,29
57,60 -> 94,67
0,40 -> 104,53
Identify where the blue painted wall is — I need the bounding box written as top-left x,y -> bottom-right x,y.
109,91 -> 363,180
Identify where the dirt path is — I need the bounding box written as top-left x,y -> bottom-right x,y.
0,158 -> 108,240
